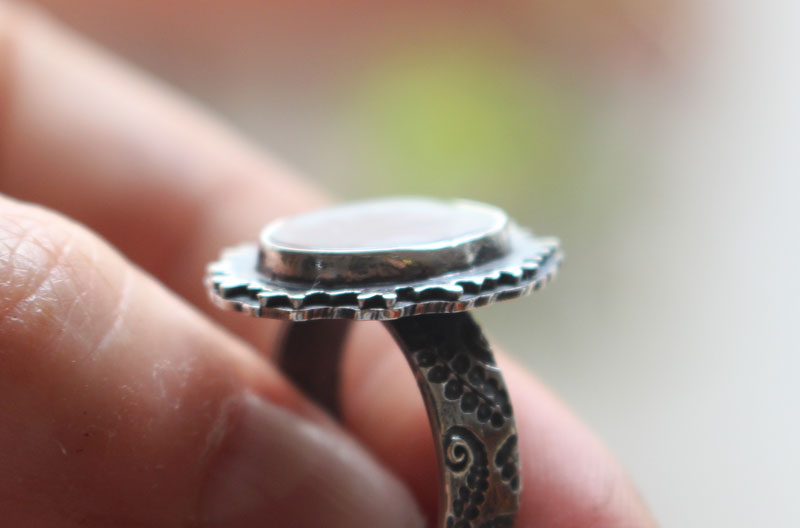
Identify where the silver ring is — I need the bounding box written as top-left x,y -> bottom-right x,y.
205,197 -> 561,528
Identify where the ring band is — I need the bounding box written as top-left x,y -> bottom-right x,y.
280,313 -> 519,527
205,197 -> 561,527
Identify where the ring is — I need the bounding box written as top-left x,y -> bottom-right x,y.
205,197 -> 561,528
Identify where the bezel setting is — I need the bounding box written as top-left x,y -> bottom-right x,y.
205,206 -> 561,321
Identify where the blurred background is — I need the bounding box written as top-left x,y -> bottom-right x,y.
27,0 -> 800,526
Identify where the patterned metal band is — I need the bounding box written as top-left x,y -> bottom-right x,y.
280,312 -> 519,528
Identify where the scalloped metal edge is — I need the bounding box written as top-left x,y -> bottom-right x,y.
205,235 -> 561,321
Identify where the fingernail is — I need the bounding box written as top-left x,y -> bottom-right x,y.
201,393 -> 426,528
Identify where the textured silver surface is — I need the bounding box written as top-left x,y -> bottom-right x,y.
388,313 -> 521,527
206,226 -> 560,321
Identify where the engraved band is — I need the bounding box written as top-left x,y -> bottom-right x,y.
279,312 -> 520,528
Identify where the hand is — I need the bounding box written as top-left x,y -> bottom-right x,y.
0,3 -> 658,527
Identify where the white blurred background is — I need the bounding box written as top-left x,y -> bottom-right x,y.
29,1 -> 800,525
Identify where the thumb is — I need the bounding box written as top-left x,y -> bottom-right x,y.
0,194 -> 423,528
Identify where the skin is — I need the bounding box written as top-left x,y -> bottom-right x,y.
0,2 -> 659,527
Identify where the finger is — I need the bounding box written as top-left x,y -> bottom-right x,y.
0,194 -> 424,528
342,323 -> 659,527
0,1 -> 327,351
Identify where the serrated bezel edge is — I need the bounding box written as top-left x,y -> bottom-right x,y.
205,236 -> 561,321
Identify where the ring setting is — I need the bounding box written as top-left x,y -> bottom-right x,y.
205,197 -> 561,528
206,198 -> 560,321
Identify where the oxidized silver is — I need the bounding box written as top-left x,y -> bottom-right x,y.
205,197 -> 561,528
206,198 -> 561,321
